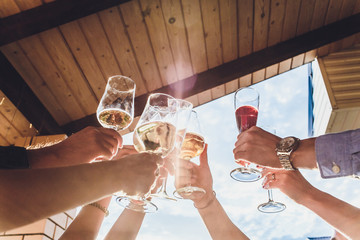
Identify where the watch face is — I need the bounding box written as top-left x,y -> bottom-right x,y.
277,137 -> 297,151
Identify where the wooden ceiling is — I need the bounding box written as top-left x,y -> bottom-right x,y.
0,0 -> 360,146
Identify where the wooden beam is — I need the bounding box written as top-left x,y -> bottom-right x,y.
0,51 -> 63,135
0,0 -> 130,46
62,13 -> 360,135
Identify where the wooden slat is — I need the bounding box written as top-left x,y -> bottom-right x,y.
78,14 -> 122,78
0,90 -> 38,137
98,7 -> 147,96
39,28 -> 98,115
220,0 -> 238,63
304,49 -> 317,63
0,0 -> 131,46
252,68 -> 265,84
267,0 -> 285,47
18,35 -> 86,120
0,48 -> 63,135
200,0 -> 222,68
161,0 -> 193,80
1,43 -> 70,125
119,1 -> 163,91
281,0 -> 301,41
0,0 -> 21,17
139,0 -> 178,85
13,0 -> 42,11
310,0 -> 329,30
197,89 -> 212,105
225,79 -> 239,94
211,85 -> 225,100
59,21 -> 106,101
0,112 -> 22,145
296,0 -> 316,36
279,58 -> 292,73
265,64 -> 279,79
291,53 -> 305,68
239,74 -> 252,87
238,0 -> 253,57
253,0 -> 270,51
181,0 -> 207,73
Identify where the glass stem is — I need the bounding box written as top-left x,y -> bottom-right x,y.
267,189 -> 274,202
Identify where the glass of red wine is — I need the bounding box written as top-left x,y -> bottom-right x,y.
230,87 -> 262,182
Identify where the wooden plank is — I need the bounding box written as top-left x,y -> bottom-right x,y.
279,59 -> 292,73
310,0 -> 330,30
0,112 -> 22,145
265,63 -> 279,79
0,0 -> 131,46
78,14 -> 122,79
0,0 -> 20,17
267,0 -> 286,47
239,74 -> 252,87
220,0 -> 238,63
184,95 -> 200,108
238,0 -> 253,57
13,0 -> 42,11
225,79 -> 239,94
98,7 -> 147,96
0,48 -> 63,134
304,49 -> 317,63
161,0 -> 194,80
252,68 -> 265,83
291,53 -> 305,68
296,0 -> 316,36
200,0 -> 222,68
340,0 -> 359,18
253,0 -> 270,51
281,0 -> 301,41
181,0 -> 207,73
197,89 -> 212,105
1,43 -> 70,125
62,14 -> 360,134
211,85 -> 225,100
317,58 -> 338,109
59,21 -> 107,101
0,90 -> 38,137
39,28 -> 98,115
139,0 -> 178,85
119,1 -> 163,91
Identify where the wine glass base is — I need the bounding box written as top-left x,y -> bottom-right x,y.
116,196 -> 158,213
257,201 -> 286,213
230,167 -> 262,182
173,186 -> 206,199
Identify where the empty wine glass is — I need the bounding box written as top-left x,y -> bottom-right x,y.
230,87 -> 262,182
116,93 -> 179,212
150,99 -> 193,201
173,110 -> 206,199
258,127 -> 286,213
97,75 -> 135,131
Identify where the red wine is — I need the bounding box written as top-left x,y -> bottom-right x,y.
235,105 -> 258,132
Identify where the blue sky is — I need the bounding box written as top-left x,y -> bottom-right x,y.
96,64 -> 360,239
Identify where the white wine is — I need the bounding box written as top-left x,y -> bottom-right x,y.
98,109 -> 132,131
133,121 -> 176,157
180,132 -> 205,159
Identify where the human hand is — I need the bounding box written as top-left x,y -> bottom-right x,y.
57,126 -> 122,164
175,144 -> 214,205
261,168 -> 316,204
116,152 -> 163,196
233,126 -> 281,169
112,145 -> 138,160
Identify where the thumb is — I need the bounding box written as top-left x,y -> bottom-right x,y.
199,144 -> 209,168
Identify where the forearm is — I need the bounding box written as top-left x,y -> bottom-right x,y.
104,209 -> 145,240
59,197 -> 112,240
299,188 -> 360,239
0,161 -> 123,232
197,198 -> 249,240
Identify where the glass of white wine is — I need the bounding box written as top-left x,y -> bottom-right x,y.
97,75 -> 135,131
116,93 -> 179,212
151,99 -> 193,201
173,110 -> 206,199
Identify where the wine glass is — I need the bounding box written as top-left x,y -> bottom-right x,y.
150,99 -> 193,201
230,87 -> 262,182
97,75 -> 135,132
257,127 -> 286,213
117,93 -> 179,212
173,110 -> 206,199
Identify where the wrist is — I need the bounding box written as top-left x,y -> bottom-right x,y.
291,138 -> 317,169
193,190 -> 216,209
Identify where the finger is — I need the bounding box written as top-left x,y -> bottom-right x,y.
97,127 -> 123,149
199,144 -> 209,168
163,158 -> 175,176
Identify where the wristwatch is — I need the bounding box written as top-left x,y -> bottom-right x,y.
275,136 -> 300,170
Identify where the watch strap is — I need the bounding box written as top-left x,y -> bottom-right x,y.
278,154 -> 297,170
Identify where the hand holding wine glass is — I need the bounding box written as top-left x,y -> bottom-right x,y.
230,87 -> 262,182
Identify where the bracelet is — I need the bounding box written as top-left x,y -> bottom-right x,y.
193,191 -> 216,210
87,202 -> 109,217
